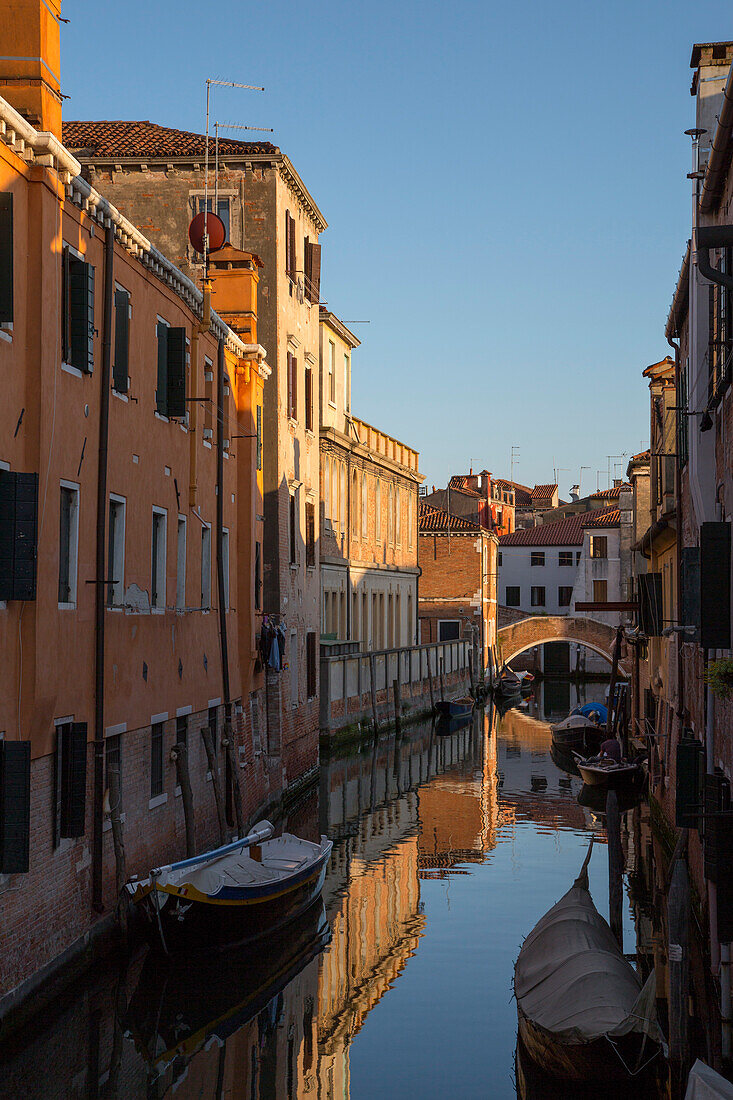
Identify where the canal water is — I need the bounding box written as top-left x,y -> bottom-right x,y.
1,677 -> 665,1099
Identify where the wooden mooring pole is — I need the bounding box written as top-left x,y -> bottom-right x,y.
606,788 -> 623,948
439,656 -> 446,703
201,724 -> 227,845
393,678 -> 402,735
369,653 -> 379,736
108,762 -> 128,938
427,648 -> 436,715
172,740 -> 196,857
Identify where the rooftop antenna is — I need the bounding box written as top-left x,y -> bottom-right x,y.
510,445 -> 520,485
579,466 -> 590,494
214,121 -> 274,219
202,78 -> 265,277
606,454 -> 627,489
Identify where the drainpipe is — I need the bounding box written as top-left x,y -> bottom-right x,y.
216,336 -> 233,826
92,222 -> 115,911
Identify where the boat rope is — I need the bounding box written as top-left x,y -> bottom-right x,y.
603,1032 -> 661,1077
150,870 -> 170,957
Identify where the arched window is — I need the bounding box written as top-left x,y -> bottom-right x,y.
375,481 -> 382,541
362,473 -> 368,538
339,464 -> 346,532
352,469 -> 359,538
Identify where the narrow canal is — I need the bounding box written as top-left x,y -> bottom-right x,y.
1,677 -> 665,1099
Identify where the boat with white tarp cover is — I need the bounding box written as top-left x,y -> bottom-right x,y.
514,840 -> 667,1082
685,1060 -> 733,1100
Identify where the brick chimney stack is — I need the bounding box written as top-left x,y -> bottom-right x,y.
0,0 -> 63,138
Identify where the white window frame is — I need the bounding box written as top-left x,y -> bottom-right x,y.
438,619 -> 461,642
58,480 -> 80,609
201,521 -> 212,610
151,507 -> 167,612
61,241 -> 85,378
107,494 -> 126,609
176,515 -> 187,610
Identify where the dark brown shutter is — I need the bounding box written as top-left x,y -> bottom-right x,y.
289,214 -> 296,282
60,723 -> 87,838
308,243 -> 321,303
681,545 -> 700,641
638,573 -> 662,636
304,235 -> 311,296
305,365 -> 313,431
113,289 -> 129,393
306,502 -> 315,567
0,470 -> 38,602
0,192 -> 13,324
166,327 -> 187,418
156,322 -> 168,414
285,210 -> 292,278
0,740 -> 31,873
701,522 -> 731,648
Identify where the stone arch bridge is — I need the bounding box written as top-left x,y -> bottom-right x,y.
497,613 -> 631,676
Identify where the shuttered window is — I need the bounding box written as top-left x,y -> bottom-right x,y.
306,631 -> 317,699
54,722 -> 87,846
0,740 -> 30,873
287,352 -> 298,420
150,722 -> 164,798
58,484 -> 79,606
305,364 -> 313,431
285,210 -> 296,282
701,522 -> 731,648
0,470 -> 38,602
304,240 -> 321,303
681,546 -> 700,642
0,192 -> 13,324
638,572 -> 663,637
113,288 -> 130,393
289,491 -> 297,564
62,249 -> 95,372
156,323 -> 187,418
306,501 -> 315,567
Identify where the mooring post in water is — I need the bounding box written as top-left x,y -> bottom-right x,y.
201,724 -> 227,844
668,841 -> 690,1082
108,762 -> 127,938
393,678 -> 402,735
606,788 -> 623,948
369,652 -> 379,735
171,740 -> 196,856
427,647 -> 436,714
439,655 -> 446,702
468,652 -> 475,696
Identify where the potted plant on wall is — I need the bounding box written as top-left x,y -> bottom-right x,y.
705,658 -> 733,701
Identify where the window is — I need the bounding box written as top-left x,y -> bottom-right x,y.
255,541 -> 261,609
590,536 -> 608,559
306,631 -> 317,698
362,474 -> 368,537
375,480 -> 382,540
285,210 -> 296,281
104,734 -> 121,798
222,528 -> 230,610
203,359 -> 214,440
175,713 -> 188,747
408,492 -> 413,548
339,466 -> 345,532
328,341 -> 335,403
531,586 -> 546,607
306,502 -> 315,567
593,579 -> 608,603
709,246 -> 733,400
305,362 -> 313,431
290,631 -> 298,707
505,586 -> 520,607
497,552 -> 503,566
558,586 -> 573,607
256,405 -> 263,470
289,491 -> 297,564
113,287 -> 130,393
304,239 -> 321,303
176,516 -> 186,610
156,322 -> 187,418
344,354 -> 350,412
197,196 -> 230,242
208,706 -> 218,754
530,552 -> 545,567
0,469 -> 38,602
151,509 -> 167,610
438,620 -> 460,641
352,470 -> 359,538
107,496 -> 125,607
62,247 -> 94,373
58,483 -> 79,606
388,485 -> 394,545
54,722 -> 87,846
559,551 -> 573,567
201,523 -> 211,608
287,352 -> 298,420
150,721 -> 164,798
396,488 -> 402,545
0,192 -> 13,325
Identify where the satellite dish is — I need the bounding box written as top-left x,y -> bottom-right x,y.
188,211 -> 227,254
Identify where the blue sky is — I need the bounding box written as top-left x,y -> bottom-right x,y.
62,0 -> 731,498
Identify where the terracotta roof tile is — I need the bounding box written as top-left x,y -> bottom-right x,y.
62,120 -> 279,159
592,484 -> 630,500
499,514 -> 586,547
447,476 -> 482,497
419,501 -> 481,533
530,483 -> 558,500
581,507 -> 620,528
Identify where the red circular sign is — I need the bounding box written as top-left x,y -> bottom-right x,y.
188,211 -> 227,254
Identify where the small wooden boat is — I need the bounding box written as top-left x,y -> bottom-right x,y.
435,711 -> 473,735
434,695 -> 473,719
572,754 -> 642,789
515,842 -> 666,1082
126,821 -> 333,951
551,715 -> 606,754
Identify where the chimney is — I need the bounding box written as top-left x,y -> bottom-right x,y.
690,41 -> 733,168
569,485 -> 580,502
208,245 -> 261,344
613,478 -> 622,487
0,0 -> 63,138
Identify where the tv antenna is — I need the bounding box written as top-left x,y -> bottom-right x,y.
510,445 -> 520,484
201,78 -> 265,276
214,121 -> 274,218
579,466 -> 590,494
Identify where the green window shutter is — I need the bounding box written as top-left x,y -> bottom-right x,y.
638,572 -> 663,637
70,258 -> 94,372
166,327 -> 187,418
701,522 -> 731,649
680,546 -> 700,641
0,470 -> 38,602
0,192 -> 13,324
60,723 -> 87,838
62,247 -> 71,361
156,323 -> 168,415
113,289 -> 129,393
0,740 -> 31,873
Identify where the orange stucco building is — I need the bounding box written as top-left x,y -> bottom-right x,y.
0,1 -> 275,1013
